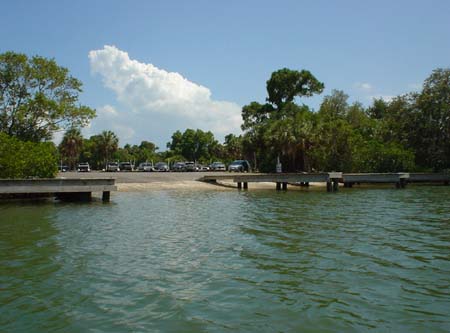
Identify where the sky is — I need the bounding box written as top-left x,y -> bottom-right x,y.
1,0 -> 449,149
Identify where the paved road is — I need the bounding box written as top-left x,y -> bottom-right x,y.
58,171 -> 234,183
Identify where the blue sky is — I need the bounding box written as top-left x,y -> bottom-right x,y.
1,0 -> 449,148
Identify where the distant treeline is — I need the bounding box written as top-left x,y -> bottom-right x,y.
62,67 -> 450,173
1,51 -> 449,177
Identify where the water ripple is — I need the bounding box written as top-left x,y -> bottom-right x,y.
1,187 -> 450,332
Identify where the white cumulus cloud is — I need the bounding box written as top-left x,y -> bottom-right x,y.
88,45 -> 242,147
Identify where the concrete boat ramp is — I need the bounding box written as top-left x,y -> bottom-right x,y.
200,172 -> 450,191
0,178 -> 117,201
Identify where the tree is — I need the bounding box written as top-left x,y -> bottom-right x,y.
0,51 -> 95,142
97,130 -> 119,165
367,98 -> 388,119
318,90 -> 349,121
59,128 -> 83,170
414,68 -> 450,170
223,134 -> 243,160
0,132 -> 57,178
239,68 -> 324,172
266,68 -> 324,110
167,129 -> 219,162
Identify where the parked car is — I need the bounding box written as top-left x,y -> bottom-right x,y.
119,162 -> 134,171
77,162 -> 91,172
138,162 -> 154,172
185,162 -> 200,172
58,165 -> 69,172
154,162 -> 169,172
172,162 -> 186,172
228,160 -> 251,172
198,165 -> 210,171
106,162 -> 120,172
209,161 -> 226,171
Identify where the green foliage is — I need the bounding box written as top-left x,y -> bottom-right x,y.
413,68 -> 450,170
266,68 -> 324,109
114,141 -> 158,165
241,68 -> 324,172
167,129 -> 219,162
239,67 -> 438,173
77,131 -> 120,169
59,127 -> 83,170
0,51 -> 96,142
352,141 -> 415,172
0,133 -> 57,178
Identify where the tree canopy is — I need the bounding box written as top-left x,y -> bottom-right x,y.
238,67 -> 449,173
266,68 -> 324,109
0,51 -> 95,142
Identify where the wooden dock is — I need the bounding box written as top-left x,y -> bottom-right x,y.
342,173 -> 410,188
408,173 -> 450,185
0,178 -> 117,201
201,172 -> 450,191
201,172 -> 342,192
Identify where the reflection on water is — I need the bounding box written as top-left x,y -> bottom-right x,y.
1,187 -> 450,332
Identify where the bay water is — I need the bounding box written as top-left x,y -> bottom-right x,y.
1,186 -> 449,332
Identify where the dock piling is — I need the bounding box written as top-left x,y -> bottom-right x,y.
102,191 -> 110,202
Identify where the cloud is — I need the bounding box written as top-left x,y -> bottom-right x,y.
88,45 -> 242,147
354,82 -> 373,92
98,104 -> 119,118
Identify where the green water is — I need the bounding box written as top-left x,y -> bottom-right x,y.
1,187 -> 450,332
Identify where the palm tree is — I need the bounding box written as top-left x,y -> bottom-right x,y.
97,130 -> 119,165
59,128 -> 83,170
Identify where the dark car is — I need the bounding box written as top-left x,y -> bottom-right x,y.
209,161 -> 226,171
119,162 -> 134,171
58,165 -> 69,172
106,162 -> 120,172
172,162 -> 186,172
77,162 -> 91,172
154,162 -> 169,172
228,160 -> 251,172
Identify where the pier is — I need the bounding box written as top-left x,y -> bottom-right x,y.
342,173 -> 409,188
201,172 -> 342,192
0,178 -> 117,201
408,173 -> 450,185
201,172 -> 450,191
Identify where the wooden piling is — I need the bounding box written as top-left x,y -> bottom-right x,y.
102,191 -> 110,202
333,179 -> 338,191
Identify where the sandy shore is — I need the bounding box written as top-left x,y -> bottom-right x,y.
117,180 -> 231,191
58,171 -> 326,192
116,180 -> 297,192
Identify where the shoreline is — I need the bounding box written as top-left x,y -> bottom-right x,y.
116,180 -> 327,192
